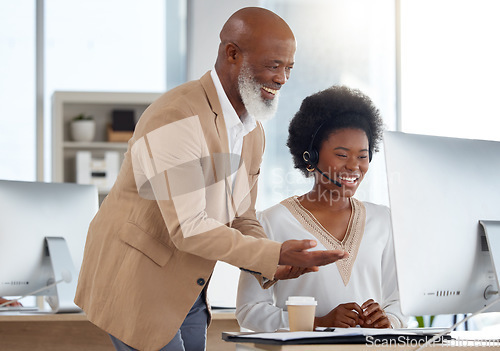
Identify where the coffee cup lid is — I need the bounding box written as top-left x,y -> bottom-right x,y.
286,296 -> 317,306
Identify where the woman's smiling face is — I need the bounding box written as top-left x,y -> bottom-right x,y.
316,127 -> 370,197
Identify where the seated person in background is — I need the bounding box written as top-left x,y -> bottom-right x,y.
236,85 -> 407,331
0,297 -> 22,307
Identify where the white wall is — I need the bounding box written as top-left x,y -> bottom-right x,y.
186,0 -> 263,81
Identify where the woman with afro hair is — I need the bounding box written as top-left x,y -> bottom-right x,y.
236,85 -> 407,331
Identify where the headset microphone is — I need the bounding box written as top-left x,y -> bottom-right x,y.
301,117 -> 372,190
316,165 -> 342,188
302,121 -> 342,188
303,150 -> 342,188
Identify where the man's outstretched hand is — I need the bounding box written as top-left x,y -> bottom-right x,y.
279,239 -> 348,268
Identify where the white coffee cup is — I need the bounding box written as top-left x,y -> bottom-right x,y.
286,296 -> 317,332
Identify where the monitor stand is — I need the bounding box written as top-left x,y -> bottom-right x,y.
44,237 -> 82,313
480,220 -> 500,300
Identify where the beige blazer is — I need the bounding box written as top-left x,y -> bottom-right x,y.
74,72 -> 281,351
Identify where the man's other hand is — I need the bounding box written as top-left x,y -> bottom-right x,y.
274,265 -> 318,280
278,239 -> 348,267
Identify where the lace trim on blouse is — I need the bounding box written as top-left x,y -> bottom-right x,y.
281,196 -> 366,286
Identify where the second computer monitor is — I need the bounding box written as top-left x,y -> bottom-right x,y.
384,131 -> 500,317
0,180 -> 98,312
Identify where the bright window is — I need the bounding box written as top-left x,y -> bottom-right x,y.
399,0 -> 500,141
0,0 -> 167,182
44,0 -> 167,179
258,0 -> 397,209
0,1 -> 36,181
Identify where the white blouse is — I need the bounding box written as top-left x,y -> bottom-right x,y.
236,196 -> 407,331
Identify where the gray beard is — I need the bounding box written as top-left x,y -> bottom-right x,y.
238,66 -> 279,121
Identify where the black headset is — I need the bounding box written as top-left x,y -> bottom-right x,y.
302,121 -> 324,166
302,120 -> 373,166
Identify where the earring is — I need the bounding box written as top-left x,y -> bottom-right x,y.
306,164 -> 315,172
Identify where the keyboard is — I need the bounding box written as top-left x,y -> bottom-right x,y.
399,327 -> 450,335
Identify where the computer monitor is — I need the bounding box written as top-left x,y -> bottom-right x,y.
0,180 -> 98,312
384,131 -> 500,317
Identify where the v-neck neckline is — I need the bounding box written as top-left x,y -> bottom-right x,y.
281,196 -> 366,286
292,196 -> 354,246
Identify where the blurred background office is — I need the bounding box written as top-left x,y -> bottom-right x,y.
1,0 -> 499,329
2,0 -> 500,206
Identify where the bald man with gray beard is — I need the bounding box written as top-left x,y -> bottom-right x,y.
75,7 -> 347,351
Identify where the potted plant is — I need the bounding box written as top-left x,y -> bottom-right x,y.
70,113 -> 95,142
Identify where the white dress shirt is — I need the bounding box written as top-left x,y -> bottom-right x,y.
236,197 -> 407,331
210,69 -> 256,187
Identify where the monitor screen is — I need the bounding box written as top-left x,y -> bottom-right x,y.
384,131 -> 500,317
0,180 -> 98,312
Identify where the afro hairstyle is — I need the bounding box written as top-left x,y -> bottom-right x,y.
287,85 -> 384,177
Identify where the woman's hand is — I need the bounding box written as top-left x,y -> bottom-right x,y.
0,297 -> 22,307
361,299 -> 391,328
314,302 -> 364,328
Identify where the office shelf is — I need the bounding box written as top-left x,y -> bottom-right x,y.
62,141 -> 129,150
51,91 -> 162,203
